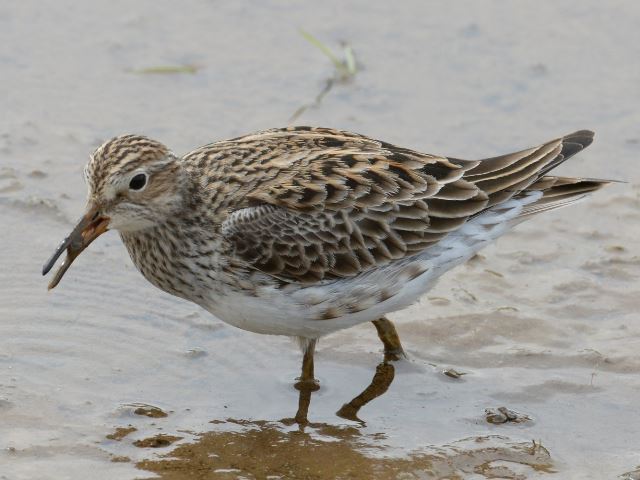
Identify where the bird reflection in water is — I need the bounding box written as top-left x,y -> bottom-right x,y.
130,332 -> 554,479
285,360 -> 395,427
136,414 -> 553,480
286,319 -> 402,427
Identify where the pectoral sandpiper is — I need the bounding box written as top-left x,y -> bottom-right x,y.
43,126 -> 608,400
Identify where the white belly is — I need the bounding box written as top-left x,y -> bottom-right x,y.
200,194 -> 540,338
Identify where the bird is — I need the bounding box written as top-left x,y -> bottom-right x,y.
43,126 -> 608,396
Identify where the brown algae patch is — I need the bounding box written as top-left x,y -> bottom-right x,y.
133,404 -> 169,418
111,455 -> 132,463
134,434 -> 183,449
136,420 -> 553,479
106,426 -> 137,441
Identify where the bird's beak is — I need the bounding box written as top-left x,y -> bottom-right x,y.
42,205 -> 110,290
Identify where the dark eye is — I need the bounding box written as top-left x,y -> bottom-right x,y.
129,173 -> 147,191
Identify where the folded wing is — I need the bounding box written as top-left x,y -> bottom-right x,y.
221,127 -> 602,283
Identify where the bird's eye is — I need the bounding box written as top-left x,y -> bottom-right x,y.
129,173 -> 147,191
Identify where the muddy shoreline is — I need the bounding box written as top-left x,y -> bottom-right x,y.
1,1 -> 639,479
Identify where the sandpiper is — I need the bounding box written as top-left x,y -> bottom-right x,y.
43,127 -> 608,393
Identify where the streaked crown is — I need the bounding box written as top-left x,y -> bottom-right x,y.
85,135 -> 173,197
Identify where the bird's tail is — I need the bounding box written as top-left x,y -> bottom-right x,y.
517,175 -> 610,218
461,129 -> 611,218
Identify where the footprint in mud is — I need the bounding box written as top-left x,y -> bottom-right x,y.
27,169 -> 47,179
0,165 -> 70,224
0,167 -> 22,194
0,397 -> 13,412
0,166 -> 47,194
0,196 -> 70,223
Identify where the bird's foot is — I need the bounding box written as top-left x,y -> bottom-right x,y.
383,346 -> 407,362
294,377 -> 320,392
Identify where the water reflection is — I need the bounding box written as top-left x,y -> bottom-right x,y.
285,360 -> 396,427
115,360 -> 554,479
134,419 -> 553,479
289,318 -> 403,427
336,361 -> 395,423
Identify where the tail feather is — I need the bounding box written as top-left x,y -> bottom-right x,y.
457,130 -> 598,209
458,129 -> 610,221
518,176 -> 609,218
537,130 -> 594,177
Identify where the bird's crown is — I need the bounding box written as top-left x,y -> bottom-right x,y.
85,134 -> 174,196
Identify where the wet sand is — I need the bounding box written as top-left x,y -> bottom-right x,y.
1,1 -> 639,479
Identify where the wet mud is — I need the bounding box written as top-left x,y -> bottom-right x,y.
1,1 -> 639,479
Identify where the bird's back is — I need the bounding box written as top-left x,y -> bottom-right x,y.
182,127 -> 606,285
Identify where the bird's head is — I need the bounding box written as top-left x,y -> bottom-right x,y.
43,134 -> 184,289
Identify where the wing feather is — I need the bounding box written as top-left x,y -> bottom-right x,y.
216,127 -> 600,283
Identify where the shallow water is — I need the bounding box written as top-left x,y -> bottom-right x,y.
1,1 -> 639,479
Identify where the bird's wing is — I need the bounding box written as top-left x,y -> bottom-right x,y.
220,127 -> 593,283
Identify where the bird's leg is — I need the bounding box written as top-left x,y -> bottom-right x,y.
293,338 -> 319,426
336,361 -> 395,423
334,319 -> 402,423
372,317 -> 406,362
294,338 -> 320,391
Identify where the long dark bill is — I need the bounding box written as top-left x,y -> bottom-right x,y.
42,205 -> 109,290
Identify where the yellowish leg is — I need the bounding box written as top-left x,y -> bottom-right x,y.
371,317 -> 406,361
293,388 -> 313,426
293,339 -> 319,426
294,339 -> 320,392
336,361 -> 395,423
336,319 -> 403,422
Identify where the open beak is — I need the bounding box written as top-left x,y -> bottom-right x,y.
42,205 -> 110,290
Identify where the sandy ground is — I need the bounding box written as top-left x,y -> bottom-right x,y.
1,1 -> 639,479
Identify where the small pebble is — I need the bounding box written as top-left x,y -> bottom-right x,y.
443,368 -> 466,379
485,406 -> 531,424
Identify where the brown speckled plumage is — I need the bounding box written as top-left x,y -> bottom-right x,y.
48,126 -> 608,341
106,127 -> 598,284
